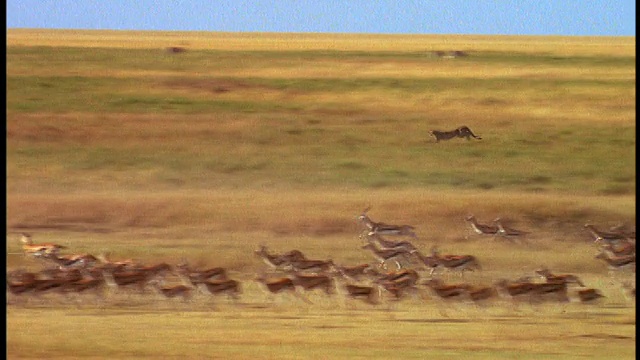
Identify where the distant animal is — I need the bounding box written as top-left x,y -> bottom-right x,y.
166,47 -> 186,53
433,51 -> 468,58
430,126 -> 482,143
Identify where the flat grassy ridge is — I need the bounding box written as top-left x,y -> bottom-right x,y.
6,30 -> 636,359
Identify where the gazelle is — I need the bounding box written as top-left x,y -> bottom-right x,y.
361,242 -> 414,270
429,247 -> 482,278
254,245 -> 294,270
495,276 -> 569,304
439,255 -> 482,277
135,262 -> 173,278
62,271 -> 106,297
464,215 -> 499,236
413,250 -> 441,275
148,279 -> 193,301
30,271 -> 72,297
255,274 -> 312,304
366,233 -> 418,252
594,251 -> 636,272
357,207 -> 418,239
493,218 -> 529,240
494,278 -> 537,304
535,267 -> 585,287
339,283 -> 381,305
374,269 -> 421,300
101,262 -> 171,294
41,253 -> 98,270
597,239 -> 635,257
466,285 -> 498,305
365,235 -> 420,267
608,223 -> 636,240
376,279 -> 419,300
575,288 -> 605,303
176,261 -> 228,285
6,271 -> 39,296
287,258 -> 335,274
375,282 -> 404,300
529,281 -> 570,303
291,272 -> 336,295
280,249 -> 307,263
332,263 -> 375,282
19,233 -> 66,257
101,268 -> 154,294
199,278 -> 242,300
255,274 -> 295,293
96,252 -> 137,270
584,224 -> 627,243
374,269 -> 420,287
53,268 -> 84,283
495,278 -> 567,305
422,278 -> 470,303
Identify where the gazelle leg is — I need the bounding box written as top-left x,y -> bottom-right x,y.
394,260 -> 402,270
292,288 -> 313,305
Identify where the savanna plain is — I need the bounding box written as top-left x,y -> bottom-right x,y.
6,30 -> 636,359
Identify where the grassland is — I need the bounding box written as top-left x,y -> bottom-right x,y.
6,29 -> 636,359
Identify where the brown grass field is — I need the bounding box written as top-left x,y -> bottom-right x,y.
6,29 -> 636,359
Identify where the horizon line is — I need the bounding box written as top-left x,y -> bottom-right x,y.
7,28 -> 636,38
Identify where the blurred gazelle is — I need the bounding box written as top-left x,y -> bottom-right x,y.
534,267 -> 585,287
427,246 -> 482,278
19,233 -> 66,257
357,206 -> 418,239
464,215 -> 499,236
584,224 -> 628,243
493,218 -> 529,240
361,242 -> 414,270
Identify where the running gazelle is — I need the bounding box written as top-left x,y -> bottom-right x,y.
19,233 -> 66,257
357,207 -> 418,239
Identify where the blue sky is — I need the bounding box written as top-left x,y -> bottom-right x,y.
6,0 -> 636,36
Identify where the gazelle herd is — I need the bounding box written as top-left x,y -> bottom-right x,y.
7,211 -> 635,310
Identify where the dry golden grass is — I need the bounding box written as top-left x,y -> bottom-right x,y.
7,302 -> 635,360
6,189 -> 635,237
7,29 -> 635,56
